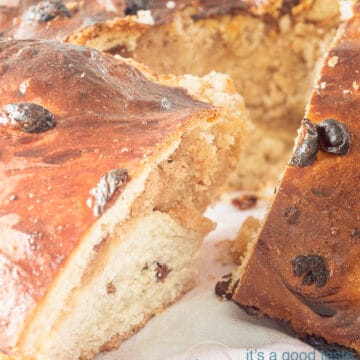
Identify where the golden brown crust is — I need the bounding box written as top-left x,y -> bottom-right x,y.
0,39 -> 213,353
0,0 -> 329,42
232,4 -> 360,353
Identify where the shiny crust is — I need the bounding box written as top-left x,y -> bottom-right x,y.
232,5 -> 360,353
0,0 -> 322,41
0,39 -> 213,353
0,0 -> 122,41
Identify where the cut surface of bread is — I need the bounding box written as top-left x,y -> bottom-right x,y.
0,39 -> 250,359
220,3 -> 360,355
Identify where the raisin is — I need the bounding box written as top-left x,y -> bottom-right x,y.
3,103 -> 56,133
301,271 -> 314,286
289,118 -> 351,168
318,119 -> 350,155
303,335 -> 359,358
215,275 -> 233,300
292,255 -> 310,276
215,274 -> 239,300
106,282 -> 116,295
292,255 -> 329,288
124,0 -> 149,15
155,262 -> 171,282
23,0 -> 71,23
232,194 -> 257,210
90,168 -> 129,217
289,119 -> 319,168
284,205 -> 301,225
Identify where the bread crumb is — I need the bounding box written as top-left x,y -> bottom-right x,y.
328,55 -> 338,67
216,217 -> 261,265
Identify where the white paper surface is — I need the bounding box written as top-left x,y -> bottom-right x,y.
96,194 -> 324,360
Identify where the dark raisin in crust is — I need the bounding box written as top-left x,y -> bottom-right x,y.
292,255 -> 329,288
215,274 -> 239,300
318,119 -> 350,155
303,335 -> 360,359
3,102 -> 56,133
289,118 -> 351,167
91,168 -> 129,217
289,119 -> 319,167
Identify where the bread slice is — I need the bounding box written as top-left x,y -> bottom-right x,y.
219,3 -> 360,355
0,39 -> 250,359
